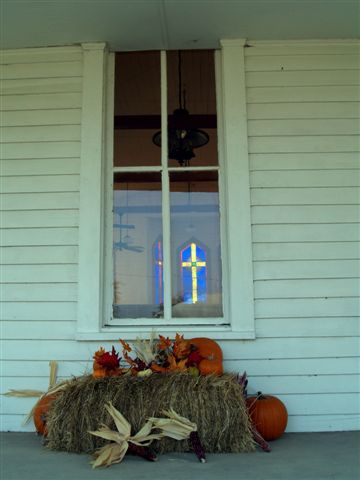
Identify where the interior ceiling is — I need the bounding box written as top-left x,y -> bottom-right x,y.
1,0 -> 359,51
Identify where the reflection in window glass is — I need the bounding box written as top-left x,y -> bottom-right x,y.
170,171 -> 223,317
113,173 -> 163,318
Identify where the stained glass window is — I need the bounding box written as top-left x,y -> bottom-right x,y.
180,242 -> 207,304
153,237 -> 163,305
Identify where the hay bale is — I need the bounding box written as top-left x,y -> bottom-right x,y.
46,373 -> 255,454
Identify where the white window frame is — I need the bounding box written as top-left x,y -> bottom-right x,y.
76,39 -> 255,340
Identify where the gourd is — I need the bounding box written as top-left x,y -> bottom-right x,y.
189,337 -> 223,375
33,393 -> 58,435
246,392 -> 288,441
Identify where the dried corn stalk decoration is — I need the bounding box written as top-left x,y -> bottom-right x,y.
89,403 -> 206,468
2,361 -> 71,425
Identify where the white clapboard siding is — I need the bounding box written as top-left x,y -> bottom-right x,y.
0,77 -> 83,95
1,210 -> 79,228
1,175 -> 80,193
1,125 -> 82,142
1,158 -> 80,176
1,228 -> 78,247
1,109 -> 82,127
1,246 -> 78,264
250,153 -> 360,170
1,42 -> 360,435
247,40 -> 359,435
1,302 -> 77,321
251,187 -> 360,206
2,321 -> 76,340
252,242 -> 360,260
1,192 -> 79,210
0,46 -> 83,432
2,264 -> 78,283
247,102 -> 359,120
252,223 -> 359,243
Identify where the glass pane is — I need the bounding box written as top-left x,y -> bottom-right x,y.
170,171 -> 223,317
167,50 -> 218,167
114,52 -> 161,167
113,172 -> 163,318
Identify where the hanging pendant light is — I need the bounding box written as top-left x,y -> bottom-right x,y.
153,51 -> 209,166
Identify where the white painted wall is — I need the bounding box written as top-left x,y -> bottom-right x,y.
1,42 -> 359,433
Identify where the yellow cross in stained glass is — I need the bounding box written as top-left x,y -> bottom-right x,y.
181,242 -> 206,304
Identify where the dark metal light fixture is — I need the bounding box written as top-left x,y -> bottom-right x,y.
152,51 -> 209,166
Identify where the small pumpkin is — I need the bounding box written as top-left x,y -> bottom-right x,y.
33,393 -> 58,436
188,337 -> 223,375
246,392 -> 288,441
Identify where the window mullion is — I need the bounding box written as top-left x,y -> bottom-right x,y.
160,51 -> 172,321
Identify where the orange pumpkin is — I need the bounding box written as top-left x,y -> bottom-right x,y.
189,337 -> 223,375
246,392 -> 288,441
33,393 -> 58,436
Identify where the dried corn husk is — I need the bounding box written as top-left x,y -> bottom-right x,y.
89,402 -> 198,468
2,361 -> 70,425
149,408 -> 197,440
89,402 -> 164,468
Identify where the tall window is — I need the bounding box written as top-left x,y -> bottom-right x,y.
111,50 -> 224,324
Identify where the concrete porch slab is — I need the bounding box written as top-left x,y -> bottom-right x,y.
1,431 -> 359,480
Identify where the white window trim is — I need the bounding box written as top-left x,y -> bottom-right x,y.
76,39 -> 255,340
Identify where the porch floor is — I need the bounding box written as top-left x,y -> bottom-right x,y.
1,431 -> 359,480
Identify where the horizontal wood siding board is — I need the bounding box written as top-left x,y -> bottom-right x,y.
1,192 -> 79,211
245,44 -> 360,56
1,109 -> 82,127
1,125 -> 81,142
252,242 -> 360,260
1,283 -> 77,301
0,337 -> 356,361
247,102 -> 359,120
250,170 -> 360,187
245,70 -> 360,87
255,317 -> 360,338
255,298 -> 359,318
2,321 -> 76,340
247,86 -> 360,103
286,414 -> 360,432
1,77 -> 83,95
0,93 -> 82,111
1,228 -> 78,247
245,55 -> 359,71
251,205 -> 359,224
251,187 -> 360,206
252,224 -> 359,242
225,357 -> 359,376
250,153 -> 360,171
1,210 -> 79,228
248,136 -> 360,154
254,278 -> 359,299
246,374 -> 359,395
0,47 -> 82,64
248,119 -> 360,136
1,158 -> 80,176
1,142 -> 81,159
0,62 -> 83,80
1,246 -> 78,264
253,259 -> 359,280
2,265 -> 78,283
1,302 -> 77,321
1,360 -> 91,377
1,175 -> 80,193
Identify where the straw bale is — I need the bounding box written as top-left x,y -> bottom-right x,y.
46,373 -> 255,454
